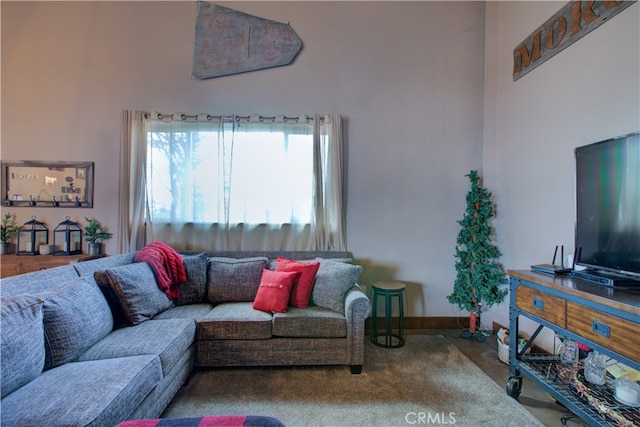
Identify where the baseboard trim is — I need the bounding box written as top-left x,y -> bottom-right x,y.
367,316 -> 470,330
492,321 -> 508,334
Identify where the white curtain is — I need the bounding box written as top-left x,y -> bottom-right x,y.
315,114 -> 346,250
118,110 -> 148,253
119,111 -> 346,252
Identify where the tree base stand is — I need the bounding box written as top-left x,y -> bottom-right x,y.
459,308 -> 486,342
459,328 -> 487,342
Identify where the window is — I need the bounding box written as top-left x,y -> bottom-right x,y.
147,118 -> 318,225
120,112 -> 346,252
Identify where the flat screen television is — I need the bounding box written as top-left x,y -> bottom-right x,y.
574,131 -> 640,286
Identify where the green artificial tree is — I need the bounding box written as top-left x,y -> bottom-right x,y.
447,170 -> 508,342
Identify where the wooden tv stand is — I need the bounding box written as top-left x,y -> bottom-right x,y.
506,270 -> 640,426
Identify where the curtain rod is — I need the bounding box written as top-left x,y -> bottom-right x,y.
150,113 -> 325,123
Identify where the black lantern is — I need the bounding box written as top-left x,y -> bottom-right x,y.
17,216 -> 48,256
53,216 -> 82,256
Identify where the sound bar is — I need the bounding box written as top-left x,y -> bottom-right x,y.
571,269 -> 640,288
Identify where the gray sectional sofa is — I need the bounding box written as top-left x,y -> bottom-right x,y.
0,250 -> 371,427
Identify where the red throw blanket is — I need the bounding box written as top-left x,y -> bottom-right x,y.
133,242 -> 186,300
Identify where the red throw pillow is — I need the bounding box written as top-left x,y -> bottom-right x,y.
253,269 -> 299,313
275,257 -> 320,308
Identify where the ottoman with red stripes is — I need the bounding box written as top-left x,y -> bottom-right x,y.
116,415 -> 285,427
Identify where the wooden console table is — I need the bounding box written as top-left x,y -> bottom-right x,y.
506,270 -> 640,426
0,254 -> 102,278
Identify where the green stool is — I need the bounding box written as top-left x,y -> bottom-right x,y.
370,281 -> 406,348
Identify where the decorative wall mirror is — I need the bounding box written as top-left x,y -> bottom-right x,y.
2,161 -> 94,208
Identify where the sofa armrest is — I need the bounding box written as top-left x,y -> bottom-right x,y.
345,284 -> 371,323
344,284 -> 371,369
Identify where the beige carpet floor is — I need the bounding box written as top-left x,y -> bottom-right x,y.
162,335 -> 544,427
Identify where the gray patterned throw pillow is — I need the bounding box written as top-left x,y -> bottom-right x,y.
94,262 -> 173,325
311,259 -> 363,314
175,252 -> 208,305
206,257 -> 268,304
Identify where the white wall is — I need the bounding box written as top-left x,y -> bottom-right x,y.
1,2 -> 485,318
483,1 -> 640,351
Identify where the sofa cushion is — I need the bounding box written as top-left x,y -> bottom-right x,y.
39,277 -> 113,370
0,355 -> 162,427
175,252 -> 208,305
77,318 -> 195,375
73,252 -> 136,285
272,306 -> 347,338
197,302 -> 273,340
253,269 -> 298,313
94,262 -> 174,325
275,257 -> 320,308
0,265 -> 80,299
266,254 -> 352,271
153,303 -> 214,322
311,259 -> 363,314
206,257 -> 268,304
0,295 -> 45,398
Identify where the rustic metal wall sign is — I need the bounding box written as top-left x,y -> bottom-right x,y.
513,1 -> 634,81
192,2 -> 302,79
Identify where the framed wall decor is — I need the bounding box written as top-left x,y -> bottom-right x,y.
2,160 -> 94,208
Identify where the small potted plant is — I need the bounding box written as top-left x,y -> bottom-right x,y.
1,212 -> 20,255
83,217 -> 112,255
